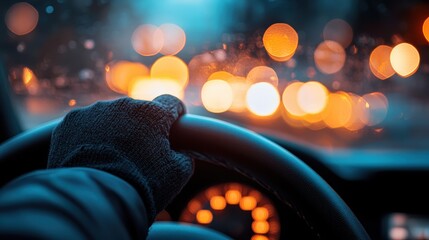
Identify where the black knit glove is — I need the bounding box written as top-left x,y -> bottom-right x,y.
47,95 -> 193,223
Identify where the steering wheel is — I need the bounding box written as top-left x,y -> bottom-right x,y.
0,114 -> 370,239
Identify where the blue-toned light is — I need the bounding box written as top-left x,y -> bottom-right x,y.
46,5 -> 54,14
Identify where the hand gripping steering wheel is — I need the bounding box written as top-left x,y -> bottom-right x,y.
0,114 -> 370,239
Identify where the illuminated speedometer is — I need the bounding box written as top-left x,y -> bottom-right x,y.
180,183 -> 280,240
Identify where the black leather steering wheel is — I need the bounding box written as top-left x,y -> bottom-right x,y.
0,114 -> 370,240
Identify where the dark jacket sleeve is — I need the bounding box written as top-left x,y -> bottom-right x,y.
0,167 -> 149,240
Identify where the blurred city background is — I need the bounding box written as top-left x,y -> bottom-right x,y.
2,0 -> 429,149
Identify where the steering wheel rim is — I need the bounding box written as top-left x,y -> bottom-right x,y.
0,114 -> 369,240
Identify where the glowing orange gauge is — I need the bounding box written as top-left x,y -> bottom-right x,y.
180,183 -> 280,240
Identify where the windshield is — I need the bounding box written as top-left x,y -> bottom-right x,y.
2,0 -> 429,150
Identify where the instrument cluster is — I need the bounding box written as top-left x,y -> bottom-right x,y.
179,182 -> 281,240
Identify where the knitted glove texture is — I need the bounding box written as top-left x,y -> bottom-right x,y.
47,95 -> 193,222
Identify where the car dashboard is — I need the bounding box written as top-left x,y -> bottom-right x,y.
157,139 -> 429,240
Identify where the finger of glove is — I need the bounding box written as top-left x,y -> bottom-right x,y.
114,96 -> 184,137
153,94 -> 185,118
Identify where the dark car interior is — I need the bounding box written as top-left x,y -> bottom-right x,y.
2,0 -> 429,239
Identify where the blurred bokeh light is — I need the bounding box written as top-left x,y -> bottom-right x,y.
131,24 -> 164,56
251,235 -> 269,240
282,82 -> 306,117
369,45 -> 395,80
3,0 -> 428,148
239,196 -> 257,211
344,93 -> 367,131
390,43 -> 420,77
252,207 -> 269,221
297,81 -> 329,114
323,92 -> 353,129
246,82 -> 280,117
5,2 -> 38,36
362,92 -> 388,126
105,61 -> 149,94
159,23 -> 186,55
263,23 -> 298,62
225,189 -> 241,205
314,40 -> 346,74
246,66 -> 279,87
196,210 -> 213,224
323,19 -> 353,48
208,71 -> 234,81
210,196 -> 226,211
423,17 -> 429,43
229,77 -> 250,113
22,67 -> 38,95
201,80 -> 233,113
150,56 -> 189,89
129,78 -> 184,101
252,221 -> 270,234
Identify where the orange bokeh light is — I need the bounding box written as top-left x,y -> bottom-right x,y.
252,207 -> 269,221
105,61 -> 149,94
128,78 -> 184,101
369,45 -> 395,80
282,81 -> 306,117
210,196 -> 227,211
323,19 -> 353,48
246,66 -> 279,87
251,235 -> 269,240
323,92 -> 353,129
239,196 -> 257,211
263,23 -> 299,61
150,56 -> 189,89
390,43 -> 420,77
297,81 -> 329,114
267,53 -> 295,62
225,190 -> 241,205
159,23 -> 186,55
208,71 -> 234,81
252,221 -> 270,234
22,67 -> 39,94
314,40 -> 346,74
196,210 -> 213,224
229,77 -> 250,113
302,113 -> 325,124
423,17 -> 429,43
301,108 -> 327,127
246,82 -> 280,117
201,80 -> 233,113
23,67 -> 36,85
344,93 -> 368,131
6,2 -> 39,36
131,24 -> 164,56
68,99 -> 77,107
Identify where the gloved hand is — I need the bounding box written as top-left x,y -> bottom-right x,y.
47,95 -> 193,223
